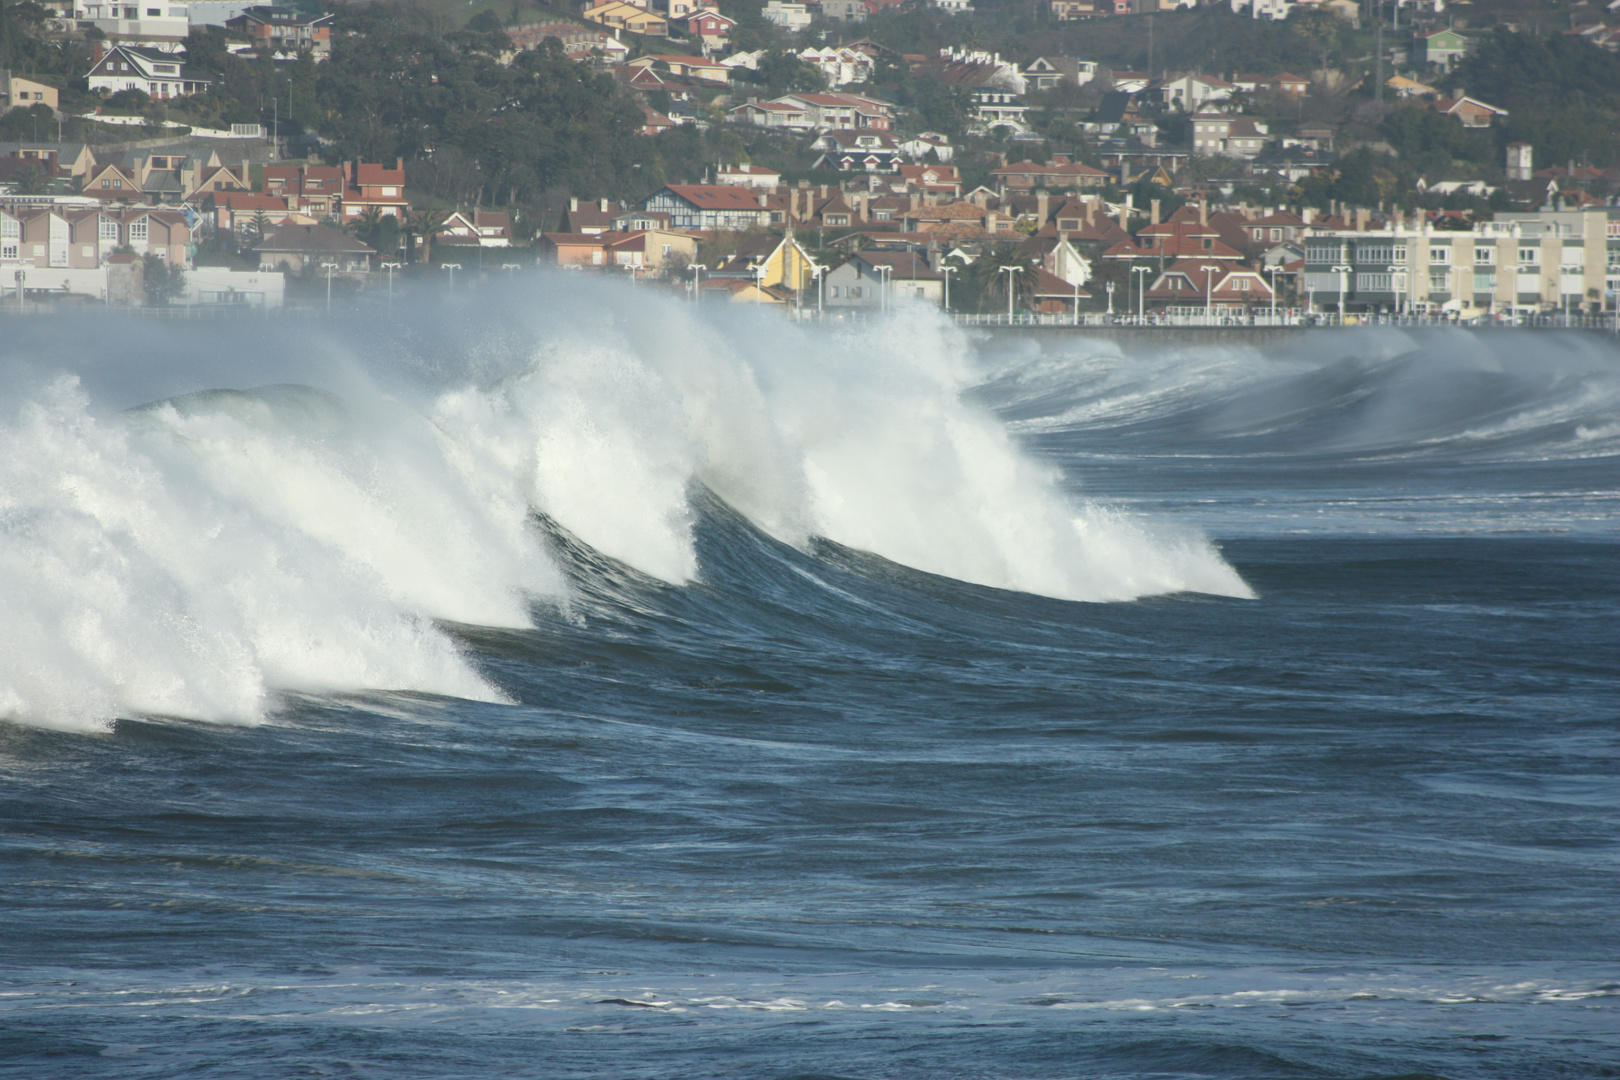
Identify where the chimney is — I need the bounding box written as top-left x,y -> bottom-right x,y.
1037,190 -> 1049,225
758,192 -> 768,207
1151,198 -> 1161,226
599,197 -> 608,212
1116,201 -> 1128,232
396,158 -> 404,172
570,196 -> 578,212
1355,206 -> 1368,231
1199,199 -> 1207,226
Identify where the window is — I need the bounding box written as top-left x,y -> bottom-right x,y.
1475,247 -> 1495,265
1518,247 -> 1539,266
1561,247 -> 1583,268
147,6 -> 160,13
99,219 -> 118,240
1391,247 -> 1407,263
1429,269 -> 1450,291
130,219 -> 147,241
0,217 -> 17,238
1430,246 -> 1450,264
1357,272 -> 1393,292
1473,270 -> 1496,291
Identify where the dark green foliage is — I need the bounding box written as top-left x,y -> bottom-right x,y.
0,101 -> 53,141
142,253 -> 185,305
315,11 -> 645,205
751,49 -> 825,96
1380,105 -> 1493,168
1450,29 -> 1620,168
106,88 -> 150,112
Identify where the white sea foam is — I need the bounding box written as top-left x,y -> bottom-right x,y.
0,281 -> 1255,731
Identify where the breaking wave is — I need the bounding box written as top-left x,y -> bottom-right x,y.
0,278 -> 1255,731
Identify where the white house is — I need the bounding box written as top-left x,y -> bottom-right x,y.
87,44 -> 213,97
798,47 -> 874,86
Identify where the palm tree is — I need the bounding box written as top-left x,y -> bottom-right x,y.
412,208 -> 451,265
347,206 -> 384,248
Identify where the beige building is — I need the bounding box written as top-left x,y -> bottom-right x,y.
1303,208 -> 1620,315
0,203 -> 190,270
0,70 -> 59,114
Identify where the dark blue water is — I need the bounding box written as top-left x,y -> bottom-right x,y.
2,303 -> 1616,1078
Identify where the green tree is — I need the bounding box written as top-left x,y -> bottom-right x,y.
142,253 -> 185,305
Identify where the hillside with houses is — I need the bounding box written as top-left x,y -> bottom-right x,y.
0,0 -> 1616,315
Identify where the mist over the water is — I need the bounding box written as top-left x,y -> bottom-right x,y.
0,278 -> 1254,731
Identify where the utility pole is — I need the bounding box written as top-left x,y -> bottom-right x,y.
1376,1 -> 1385,102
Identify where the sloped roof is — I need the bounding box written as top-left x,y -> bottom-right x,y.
255,222 -> 374,254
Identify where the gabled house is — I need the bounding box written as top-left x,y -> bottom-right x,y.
1157,72 -> 1235,111
1414,28 -> 1468,70
1,141 -> 97,180
438,210 -> 512,248
224,6 -> 335,58
822,249 -> 944,308
896,164 -> 961,195
1145,257 -> 1273,310
683,9 -> 736,52
559,197 -> 624,233
1021,56 -> 1098,90
1030,266 -> 1090,315
186,161 -> 252,203
1432,94 -> 1508,128
625,54 -> 729,84
808,129 -> 903,172
581,1 -> 668,36
87,43 -> 212,98
341,159 -> 408,221
255,222 -> 374,276
640,184 -> 772,230
83,160 -> 140,201
706,230 -> 817,296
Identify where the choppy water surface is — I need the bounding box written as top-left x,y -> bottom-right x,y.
2,290 -> 1616,1078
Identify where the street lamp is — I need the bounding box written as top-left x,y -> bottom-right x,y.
941,264 -> 956,313
1263,265 -> 1279,321
14,268 -> 25,313
380,260 -> 401,306
1074,278 -> 1083,326
1204,262 -> 1216,323
501,263 -> 521,276
1387,264 -> 1405,317
1105,280 -> 1114,316
691,263 -> 706,303
1332,264 -> 1353,322
811,263 -> 827,315
320,261 -> 337,312
876,263 -> 892,311
998,265 -> 1021,321
440,262 -> 462,292
1131,265 -> 1151,322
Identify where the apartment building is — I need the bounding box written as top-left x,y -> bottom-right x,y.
1303,207 -> 1620,314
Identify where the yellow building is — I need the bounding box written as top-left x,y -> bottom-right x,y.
582,2 -> 669,37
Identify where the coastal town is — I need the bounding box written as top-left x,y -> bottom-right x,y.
0,0 -> 1617,319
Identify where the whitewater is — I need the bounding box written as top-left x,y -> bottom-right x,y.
0,285 -> 1249,731
1,281 -> 1616,1080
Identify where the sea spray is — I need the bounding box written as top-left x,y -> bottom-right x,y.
0,278 -> 1253,730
